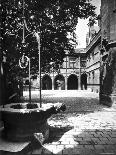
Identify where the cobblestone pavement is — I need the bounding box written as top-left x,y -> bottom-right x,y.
1,90 -> 116,155
25,90 -> 116,155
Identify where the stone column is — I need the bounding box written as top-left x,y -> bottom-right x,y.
100,42 -> 116,106
65,55 -> 68,90
78,55 -> 81,90
65,76 -> 67,90
52,76 -> 54,90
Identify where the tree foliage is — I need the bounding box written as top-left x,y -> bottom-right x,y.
1,0 -> 96,76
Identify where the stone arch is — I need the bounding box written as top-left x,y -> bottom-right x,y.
81,72 -> 87,90
25,79 -> 29,85
42,74 -> 52,90
54,74 -> 65,90
67,74 -> 78,90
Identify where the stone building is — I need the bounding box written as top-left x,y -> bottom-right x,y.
85,17 -> 101,93
39,21 -> 101,92
24,0 -> 116,109
40,48 -> 87,90
100,0 -> 116,106
83,0 -> 116,108
85,30 -> 101,93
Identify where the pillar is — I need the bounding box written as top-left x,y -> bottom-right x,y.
52,76 -> 54,90
65,55 -> 68,90
100,42 -> 116,106
65,76 -> 67,90
100,0 -> 116,106
78,55 -> 81,90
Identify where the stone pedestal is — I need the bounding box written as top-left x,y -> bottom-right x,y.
100,43 -> 116,106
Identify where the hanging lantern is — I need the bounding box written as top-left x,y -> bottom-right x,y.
19,54 -> 29,68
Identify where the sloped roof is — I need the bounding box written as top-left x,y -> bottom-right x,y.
85,30 -> 101,54
74,48 -> 86,54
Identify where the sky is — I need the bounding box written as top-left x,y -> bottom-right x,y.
76,0 -> 101,48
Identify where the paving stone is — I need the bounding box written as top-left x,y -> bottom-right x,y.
63,148 -> 73,155
73,144 -> 85,149
56,144 -> 65,152
63,147 -> 80,155
74,137 -> 83,142
79,141 -> 90,145
22,91 -> 116,154
92,149 -> 104,154
110,132 -> 116,137
59,139 -> 70,145
31,147 -> 45,154
99,137 -> 110,145
84,145 -> 94,150
80,149 -> 96,155
103,146 -> 116,154
94,144 -> 105,150
109,138 -> 116,144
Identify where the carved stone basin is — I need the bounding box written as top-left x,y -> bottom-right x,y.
0,102 -> 66,142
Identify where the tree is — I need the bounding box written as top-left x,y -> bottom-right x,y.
1,0 -> 96,76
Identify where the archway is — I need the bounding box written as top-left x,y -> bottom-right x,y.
42,75 -> 52,90
81,72 -> 87,90
67,74 -> 78,90
54,74 -> 65,90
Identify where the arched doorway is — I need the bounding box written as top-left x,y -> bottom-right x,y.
81,72 -> 87,90
54,74 -> 65,90
67,74 -> 78,90
42,75 -> 52,90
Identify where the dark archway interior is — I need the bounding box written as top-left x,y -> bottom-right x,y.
42,75 -> 52,90
67,74 -> 78,90
54,74 -> 65,90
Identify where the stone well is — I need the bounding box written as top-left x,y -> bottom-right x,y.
0,102 -> 66,142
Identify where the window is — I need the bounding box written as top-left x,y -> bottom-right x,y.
81,61 -> 86,67
69,57 -> 76,68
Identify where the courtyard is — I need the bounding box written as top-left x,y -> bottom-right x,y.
1,0 -> 116,154
27,90 -> 116,155
1,90 -> 116,155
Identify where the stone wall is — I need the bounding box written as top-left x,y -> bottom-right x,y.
100,0 -> 116,106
